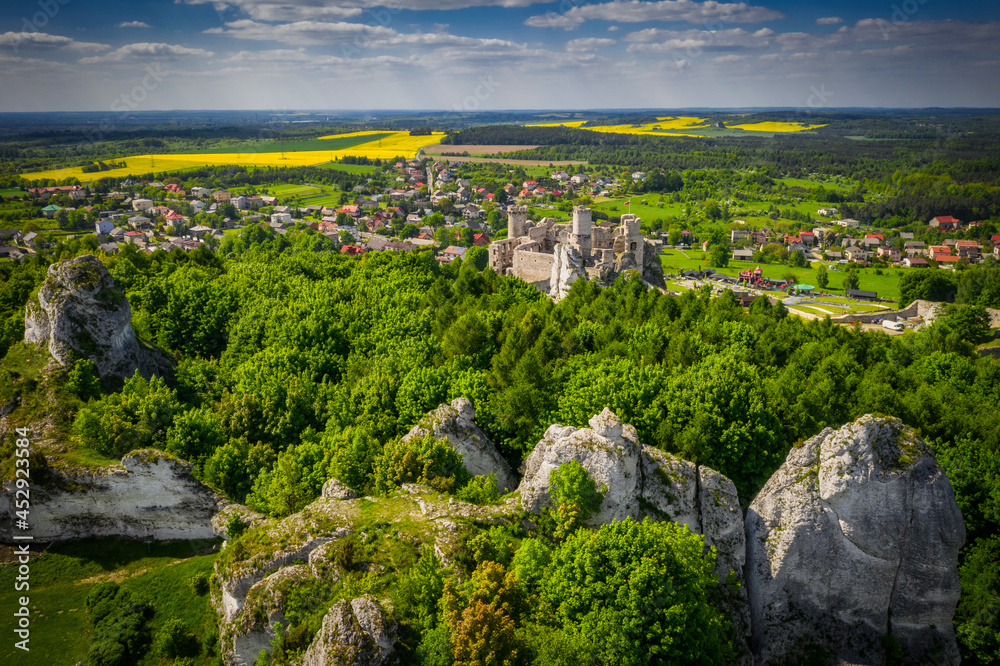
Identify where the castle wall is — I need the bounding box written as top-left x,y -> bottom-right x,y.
513,250 -> 556,286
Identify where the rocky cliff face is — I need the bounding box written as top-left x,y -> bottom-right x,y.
403,397 -> 518,493
213,482 -> 518,665
641,240 -> 666,289
24,254 -> 171,379
517,408 -> 745,580
549,243 -> 587,300
0,449 -> 240,542
744,415 -> 965,665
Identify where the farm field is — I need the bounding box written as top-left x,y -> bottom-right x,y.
21,131 -> 446,183
423,144 -> 541,156
727,121 -> 827,132
185,132 -> 392,155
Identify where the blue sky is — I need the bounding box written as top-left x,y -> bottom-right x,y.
1,0 -> 999,111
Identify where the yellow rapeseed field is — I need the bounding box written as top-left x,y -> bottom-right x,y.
728,122 -> 827,132
23,131 -> 447,182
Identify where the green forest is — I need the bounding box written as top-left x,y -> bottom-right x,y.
2,225 -> 1000,663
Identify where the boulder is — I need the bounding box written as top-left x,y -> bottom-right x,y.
24,254 -> 171,379
302,596 -> 397,666
403,397 -> 517,493
744,415 -> 965,665
549,242 -> 587,300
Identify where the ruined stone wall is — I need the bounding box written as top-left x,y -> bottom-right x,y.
513,250 -> 555,286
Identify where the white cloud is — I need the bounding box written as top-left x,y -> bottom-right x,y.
207,19 -> 522,51
525,0 -> 786,31
0,31 -> 109,51
79,43 -> 214,64
118,21 -> 152,28
626,27 -> 775,52
816,17 -> 843,26
566,37 -> 618,52
179,0 -> 549,20
608,26 -> 620,32
205,19 -> 395,44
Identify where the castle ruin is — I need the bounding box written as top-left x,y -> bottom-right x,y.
488,205 -> 663,298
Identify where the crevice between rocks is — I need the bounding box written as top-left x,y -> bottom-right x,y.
693,463 -> 703,535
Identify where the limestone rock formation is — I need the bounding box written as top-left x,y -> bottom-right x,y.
403,397 -> 517,493
549,243 -> 587,300
302,596 -> 397,666
323,477 -> 360,500
0,449 -> 234,543
745,415 -> 965,665
24,254 -> 171,379
517,408 -> 750,656
517,408 -> 746,582
641,240 -> 667,289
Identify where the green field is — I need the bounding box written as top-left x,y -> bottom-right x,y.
0,188 -> 25,198
316,162 -> 381,175
185,133 -> 393,155
659,251 -> 903,304
0,538 -> 220,666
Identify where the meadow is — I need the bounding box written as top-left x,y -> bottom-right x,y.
0,539 -> 220,666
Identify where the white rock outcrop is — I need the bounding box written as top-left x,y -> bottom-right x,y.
0,449 -> 230,543
403,397 -> 517,493
744,415 -> 965,665
302,596 -> 397,666
24,254 -> 170,379
517,408 -> 751,658
549,243 -> 587,300
517,408 -> 745,579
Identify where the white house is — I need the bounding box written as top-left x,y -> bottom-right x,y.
95,219 -> 115,235
191,187 -> 211,198
132,198 -> 154,212
271,212 -> 293,225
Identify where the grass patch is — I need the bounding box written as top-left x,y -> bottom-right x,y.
0,538 -> 220,666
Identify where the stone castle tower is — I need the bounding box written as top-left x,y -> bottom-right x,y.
508,205 -> 527,239
571,205 -> 592,262
621,213 -> 644,267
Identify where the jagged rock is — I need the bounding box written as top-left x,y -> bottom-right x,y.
517,408 -> 751,658
745,415 -> 965,666
302,596 -> 397,666
613,250 -> 638,274
219,530 -> 348,623
323,478 -> 360,500
641,240 -> 666,289
0,449 -> 235,543
549,242 -> 587,300
403,397 -> 517,493
24,254 -> 171,379
517,408 -> 746,579
230,565 -> 312,666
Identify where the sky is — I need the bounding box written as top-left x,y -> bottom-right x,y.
1,0 -> 999,112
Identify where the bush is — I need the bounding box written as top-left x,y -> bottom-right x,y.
225,513 -> 249,540
152,619 -> 200,658
67,358 -> 101,401
85,583 -> 154,666
372,434 -> 469,495
189,572 -> 210,596
455,473 -> 502,505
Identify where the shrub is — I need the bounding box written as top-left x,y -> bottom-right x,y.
152,619 -> 200,658
455,473 -> 502,505
372,434 -> 469,495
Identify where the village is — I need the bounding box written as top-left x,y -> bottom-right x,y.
2,163 -> 999,318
